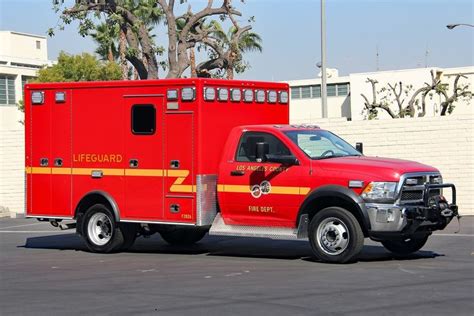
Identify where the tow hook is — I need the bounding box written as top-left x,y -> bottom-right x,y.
441,209 -> 453,217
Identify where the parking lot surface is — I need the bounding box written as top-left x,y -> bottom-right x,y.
0,216 -> 473,315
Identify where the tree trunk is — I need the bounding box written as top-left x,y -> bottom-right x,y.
189,48 -> 197,78
107,46 -> 114,63
119,28 -> 128,80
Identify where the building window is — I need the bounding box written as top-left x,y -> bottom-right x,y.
131,104 -> 156,135
327,84 -> 337,97
311,85 -> 321,98
36,41 -> 41,49
337,83 -> 349,96
22,76 -> 35,99
0,75 -> 16,105
291,87 -> 301,99
301,86 -> 311,99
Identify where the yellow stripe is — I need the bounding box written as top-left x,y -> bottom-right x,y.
51,168 -> 72,175
125,169 -> 164,177
28,167 -> 51,174
167,170 -> 189,177
170,185 -> 196,193
217,184 -> 310,196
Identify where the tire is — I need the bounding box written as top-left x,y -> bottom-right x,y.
118,223 -> 139,251
80,203 -> 125,253
309,207 -> 364,263
160,227 -> 207,246
381,236 -> 429,255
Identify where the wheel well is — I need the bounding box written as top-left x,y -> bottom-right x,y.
303,196 -> 369,237
75,193 -> 118,234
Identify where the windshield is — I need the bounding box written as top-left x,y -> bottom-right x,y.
283,130 -> 362,160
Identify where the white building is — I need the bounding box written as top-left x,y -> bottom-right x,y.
285,66 -> 474,122
0,31 -> 52,128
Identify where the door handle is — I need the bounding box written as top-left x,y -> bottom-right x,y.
129,159 -> 139,168
230,170 -> 245,176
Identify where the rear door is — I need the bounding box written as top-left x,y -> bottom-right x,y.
123,96 -> 164,220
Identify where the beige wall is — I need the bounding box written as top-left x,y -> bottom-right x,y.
0,31 -> 48,62
292,114 -> 473,215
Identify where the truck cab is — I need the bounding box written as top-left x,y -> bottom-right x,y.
213,124 -> 458,263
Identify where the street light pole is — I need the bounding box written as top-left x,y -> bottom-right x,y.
446,23 -> 474,29
321,0 -> 328,119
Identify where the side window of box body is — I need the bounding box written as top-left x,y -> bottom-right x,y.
131,104 -> 156,135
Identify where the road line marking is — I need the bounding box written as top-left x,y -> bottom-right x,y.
0,223 -> 44,230
432,233 -> 474,237
0,231 -> 70,233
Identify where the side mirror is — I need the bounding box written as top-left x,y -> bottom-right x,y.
355,142 -> 363,154
256,142 -> 269,162
266,154 -> 299,166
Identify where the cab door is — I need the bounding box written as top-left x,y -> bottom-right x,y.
219,131 -> 308,227
123,96 -> 164,220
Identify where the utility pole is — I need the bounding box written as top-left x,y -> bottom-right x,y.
321,0 -> 328,118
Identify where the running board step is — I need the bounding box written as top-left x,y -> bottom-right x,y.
209,213 -> 308,241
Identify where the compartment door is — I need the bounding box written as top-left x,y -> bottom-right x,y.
29,90 -> 51,216
50,90 -> 72,216
124,96 -> 164,220
164,112 -> 194,223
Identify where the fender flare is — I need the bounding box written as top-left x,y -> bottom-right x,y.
75,190 -> 121,222
297,185 -> 370,231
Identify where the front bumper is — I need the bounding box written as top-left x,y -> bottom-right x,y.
366,183 -> 458,241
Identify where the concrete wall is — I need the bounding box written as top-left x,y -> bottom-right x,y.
291,114 -> 473,215
290,95 -> 350,122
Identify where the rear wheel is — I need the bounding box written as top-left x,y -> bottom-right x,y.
309,207 -> 364,263
381,236 -> 429,255
80,204 -> 125,253
160,227 -> 207,246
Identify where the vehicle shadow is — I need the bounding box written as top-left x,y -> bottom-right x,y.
20,233 -> 444,263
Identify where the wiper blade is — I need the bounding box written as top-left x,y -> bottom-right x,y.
313,154 -> 361,160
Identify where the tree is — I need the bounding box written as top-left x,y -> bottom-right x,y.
361,70 -> 472,119
35,52 -> 122,82
198,21 -> 262,79
52,0 -> 257,79
90,22 -> 119,62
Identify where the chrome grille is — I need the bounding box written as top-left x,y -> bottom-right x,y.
399,173 -> 442,203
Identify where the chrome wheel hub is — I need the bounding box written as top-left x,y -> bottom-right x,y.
316,217 -> 350,255
87,212 -> 112,246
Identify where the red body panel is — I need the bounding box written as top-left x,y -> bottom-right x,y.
25,79 -> 289,224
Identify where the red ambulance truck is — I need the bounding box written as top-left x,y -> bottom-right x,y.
24,78 -> 458,263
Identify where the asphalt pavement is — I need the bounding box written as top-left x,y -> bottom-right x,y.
0,216 -> 473,315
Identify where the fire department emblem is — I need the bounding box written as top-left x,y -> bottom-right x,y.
251,181 -> 272,199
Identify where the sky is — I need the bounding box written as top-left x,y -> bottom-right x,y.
0,0 -> 473,81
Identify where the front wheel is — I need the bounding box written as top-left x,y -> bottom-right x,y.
381,236 -> 429,255
309,207 -> 364,263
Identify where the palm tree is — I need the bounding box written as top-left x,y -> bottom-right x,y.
90,23 -> 119,63
208,21 -> 262,79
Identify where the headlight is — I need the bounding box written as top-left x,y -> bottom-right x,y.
361,182 -> 397,201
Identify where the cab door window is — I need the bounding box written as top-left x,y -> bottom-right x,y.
236,132 -> 290,162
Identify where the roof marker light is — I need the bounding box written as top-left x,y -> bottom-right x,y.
218,88 -> 229,101
181,87 -> 195,101
204,87 -> 216,101
230,89 -> 241,102
55,92 -> 66,103
255,90 -> 265,103
167,89 -> 178,101
243,89 -> 253,103
31,91 -> 44,105
279,91 -> 289,104
268,91 -> 277,103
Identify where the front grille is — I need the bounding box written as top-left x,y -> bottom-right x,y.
401,191 -> 423,201
399,173 -> 442,203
